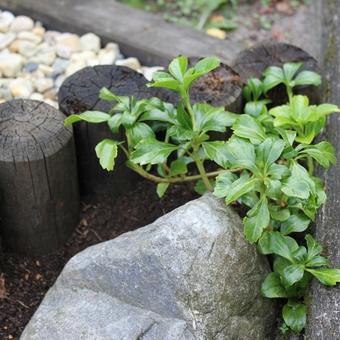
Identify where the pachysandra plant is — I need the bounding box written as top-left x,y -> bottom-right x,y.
65,56 -> 340,334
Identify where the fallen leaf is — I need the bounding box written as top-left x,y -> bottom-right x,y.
206,28 -> 227,40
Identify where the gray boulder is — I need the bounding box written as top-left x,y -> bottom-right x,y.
21,194 -> 277,340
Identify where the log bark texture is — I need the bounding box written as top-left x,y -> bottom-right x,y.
58,65 -> 154,197
306,1 -> 340,338
0,99 -> 79,256
231,42 -> 321,105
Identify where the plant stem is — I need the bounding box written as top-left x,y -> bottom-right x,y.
191,151 -> 213,191
307,156 -> 314,175
183,93 -> 197,131
287,86 -> 293,103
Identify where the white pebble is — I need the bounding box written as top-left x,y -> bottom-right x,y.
17,40 -> 38,57
9,78 -> 33,98
0,32 -> 16,49
0,52 -> 24,77
30,92 -> 44,101
142,66 -> 164,81
71,50 -> 96,63
80,32 -> 100,53
37,64 -> 54,76
17,31 -> 42,44
32,26 -> 45,37
116,57 -> 141,71
0,11 -> 15,33
44,99 -> 58,109
65,60 -> 86,76
33,78 -> 54,92
29,50 -> 56,65
56,33 -> 81,59
10,16 -> 34,32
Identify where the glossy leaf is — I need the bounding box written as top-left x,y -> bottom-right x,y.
64,111 -> 111,126
156,183 -> 170,198
232,114 -> 266,144
261,272 -> 288,298
282,264 -> 305,286
280,213 -> 311,235
282,301 -> 306,333
306,268 -> 340,286
95,139 -> 118,171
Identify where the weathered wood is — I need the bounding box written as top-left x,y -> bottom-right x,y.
306,1 -> 340,338
160,57 -> 243,112
58,65 -> 153,196
0,99 -> 79,256
0,0 -> 242,67
231,42 -> 320,105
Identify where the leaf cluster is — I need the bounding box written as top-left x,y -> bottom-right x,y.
64,57 -> 340,334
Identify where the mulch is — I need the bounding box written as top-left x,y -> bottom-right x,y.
0,180 -> 198,339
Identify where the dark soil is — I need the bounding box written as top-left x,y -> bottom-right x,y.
0,180 -> 198,339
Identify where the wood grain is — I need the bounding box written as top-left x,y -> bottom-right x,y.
0,99 -> 79,255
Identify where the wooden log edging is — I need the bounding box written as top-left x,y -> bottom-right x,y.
306,1 -> 340,338
231,42 -> 321,105
0,99 -> 79,256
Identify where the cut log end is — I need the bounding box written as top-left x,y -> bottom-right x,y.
0,99 -> 79,255
231,42 -> 321,105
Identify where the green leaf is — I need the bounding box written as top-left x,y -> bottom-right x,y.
282,264 -> 305,286
256,138 -> 285,168
95,139 -> 118,171
131,139 -> 178,165
282,301 -> 306,333
64,111 -> 111,126
225,176 -> 259,205
261,272 -> 288,298
263,66 -> 284,93
294,70 -> 321,86
213,171 -> 238,198
306,268 -> 340,286
280,213 -> 311,235
244,197 -> 270,243
224,137 -> 256,170
107,113 -> 123,133
243,78 -> 263,101
297,141 -> 336,169
150,71 -> 179,91
129,122 -> 155,146
306,256 -> 329,268
269,205 -> 290,222
282,162 -> 315,199
232,114 -> 266,144
202,141 -> 229,168
194,179 -> 214,195
194,56 -> 220,74
305,234 -> 322,261
169,159 -> 187,176
168,55 -> 188,82
283,62 -> 302,83
156,183 -> 170,198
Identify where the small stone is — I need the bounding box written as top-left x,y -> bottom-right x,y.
0,32 -> 15,49
10,16 -> 34,32
98,50 -> 116,65
65,60 -> 86,76
18,40 -> 38,57
87,58 -> 99,66
24,62 -> 39,73
70,50 -> 96,63
30,92 -> 44,101
44,99 -> 58,109
17,31 -> 42,44
54,75 -> 66,89
116,57 -> 141,71
33,78 -> 54,93
44,30 -> 61,45
56,33 -> 81,59
51,58 -> 69,76
0,86 -> 12,101
142,66 -> 163,81
80,33 -> 100,53
32,26 -> 45,37
9,78 -> 33,98
37,64 -> 54,76
0,11 -> 15,33
43,88 -> 57,100
29,51 -> 56,66
206,28 -> 227,40
0,52 -> 24,77
8,39 -> 20,53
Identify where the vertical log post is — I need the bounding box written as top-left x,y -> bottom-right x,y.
231,42 -> 320,105
0,99 -> 79,255
58,65 -> 156,198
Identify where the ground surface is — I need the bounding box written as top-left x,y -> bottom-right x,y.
0,181 -> 198,339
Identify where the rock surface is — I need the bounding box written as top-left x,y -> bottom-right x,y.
21,195 -> 277,340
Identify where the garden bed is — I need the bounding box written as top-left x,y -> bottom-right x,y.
0,181 -> 198,339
